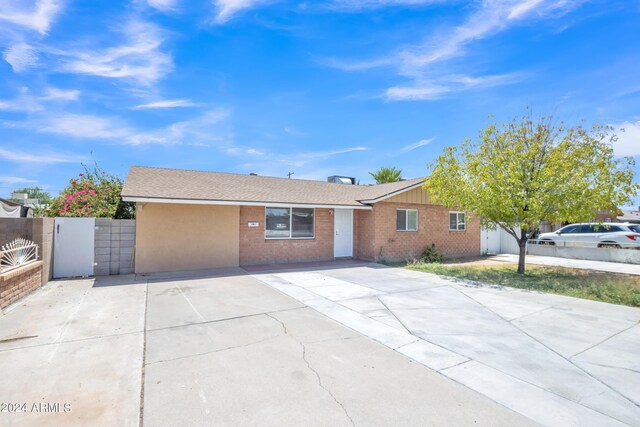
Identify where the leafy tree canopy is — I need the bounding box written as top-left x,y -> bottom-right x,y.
424,111 -> 639,273
369,166 -> 403,184
48,163 -> 135,219
11,186 -> 52,204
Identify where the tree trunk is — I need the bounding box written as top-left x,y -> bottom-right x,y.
517,241 -> 527,274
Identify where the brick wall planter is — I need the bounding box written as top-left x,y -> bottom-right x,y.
0,261 -> 43,310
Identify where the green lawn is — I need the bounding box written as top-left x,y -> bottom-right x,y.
406,262 -> 640,307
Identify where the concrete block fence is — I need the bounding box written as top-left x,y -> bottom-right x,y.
94,219 -> 136,276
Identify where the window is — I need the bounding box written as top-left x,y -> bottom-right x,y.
559,224 -> 581,234
449,212 -> 466,231
396,209 -> 418,231
265,207 -> 314,239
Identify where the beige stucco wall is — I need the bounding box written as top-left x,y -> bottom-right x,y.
135,203 -> 240,273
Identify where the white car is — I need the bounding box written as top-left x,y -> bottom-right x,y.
537,223 -> 640,249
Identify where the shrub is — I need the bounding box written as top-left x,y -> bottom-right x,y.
48,163 -> 135,219
419,244 -> 444,264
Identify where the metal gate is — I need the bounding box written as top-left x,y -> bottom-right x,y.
481,225 -> 521,255
53,217 -> 95,278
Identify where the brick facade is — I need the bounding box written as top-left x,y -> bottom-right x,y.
355,202 -> 480,262
239,206 -> 334,265
355,210 -> 375,260
237,202 -> 480,266
0,261 -> 42,310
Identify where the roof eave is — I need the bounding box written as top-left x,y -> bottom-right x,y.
122,196 -> 373,210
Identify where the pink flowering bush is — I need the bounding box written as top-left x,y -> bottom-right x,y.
48,164 -> 135,219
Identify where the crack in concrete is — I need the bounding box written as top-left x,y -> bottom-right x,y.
144,306 -> 305,333
145,334 -> 282,366
139,280 -> 149,427
266,313 -> 355,427
0,330 -> 143,354
46,285 -> 92,362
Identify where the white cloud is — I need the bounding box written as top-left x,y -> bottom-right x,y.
229,145 -> 368,168
41,87 -> 80,101
0,147 -> 85,164
0,176 -> 37,185
57,19 -> 173,85
397,0 -> 585,75
212,0 -> 274,24
3,112 -> 132,140
146,0 -> 179,12
385,83 -> 450,101
0,86 -> 80,111
0,0 -> 63,34
400,138 -> 433,153
127,109 -> 230,145
284,126 -> 308,137
40,114 -> 131,139
385,73 -> 522,100
508,0 -> 546,19
330,0 -> 443,10
133,99 -> 197,109
326,0 -> 584,100
3,108 -> 231,146
612,121 -> 640,157
3,43 -> 39,72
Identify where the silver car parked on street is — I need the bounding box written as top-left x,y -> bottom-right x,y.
537,223 -> 640,249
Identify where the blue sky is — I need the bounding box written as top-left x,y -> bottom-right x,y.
0,0 -> 639,205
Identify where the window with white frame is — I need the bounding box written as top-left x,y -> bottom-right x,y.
396,209 -> 418,231
265,207 -> 315,239
449,212 -> 466,231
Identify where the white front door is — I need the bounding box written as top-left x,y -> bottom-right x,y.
54,217 -> 95,278
334,209 -> 354,257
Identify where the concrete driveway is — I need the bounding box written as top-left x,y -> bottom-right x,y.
253,262 -> 640,427
0,268 -> 532,427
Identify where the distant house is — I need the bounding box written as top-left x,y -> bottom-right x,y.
0,198 -> 32,218
121,166 -> 481,274
618,207 -> 640,224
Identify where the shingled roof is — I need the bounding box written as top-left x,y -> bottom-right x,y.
121,166 -> 425,208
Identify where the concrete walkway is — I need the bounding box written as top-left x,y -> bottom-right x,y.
253,263 -> 640,427
0,269 -> 533,426
482,254 -> 640,275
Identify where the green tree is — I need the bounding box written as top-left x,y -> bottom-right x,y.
48,163 -> 135,219
11,186 -> 52,204
369,166 -> 403,184
424,112 -> 638,274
